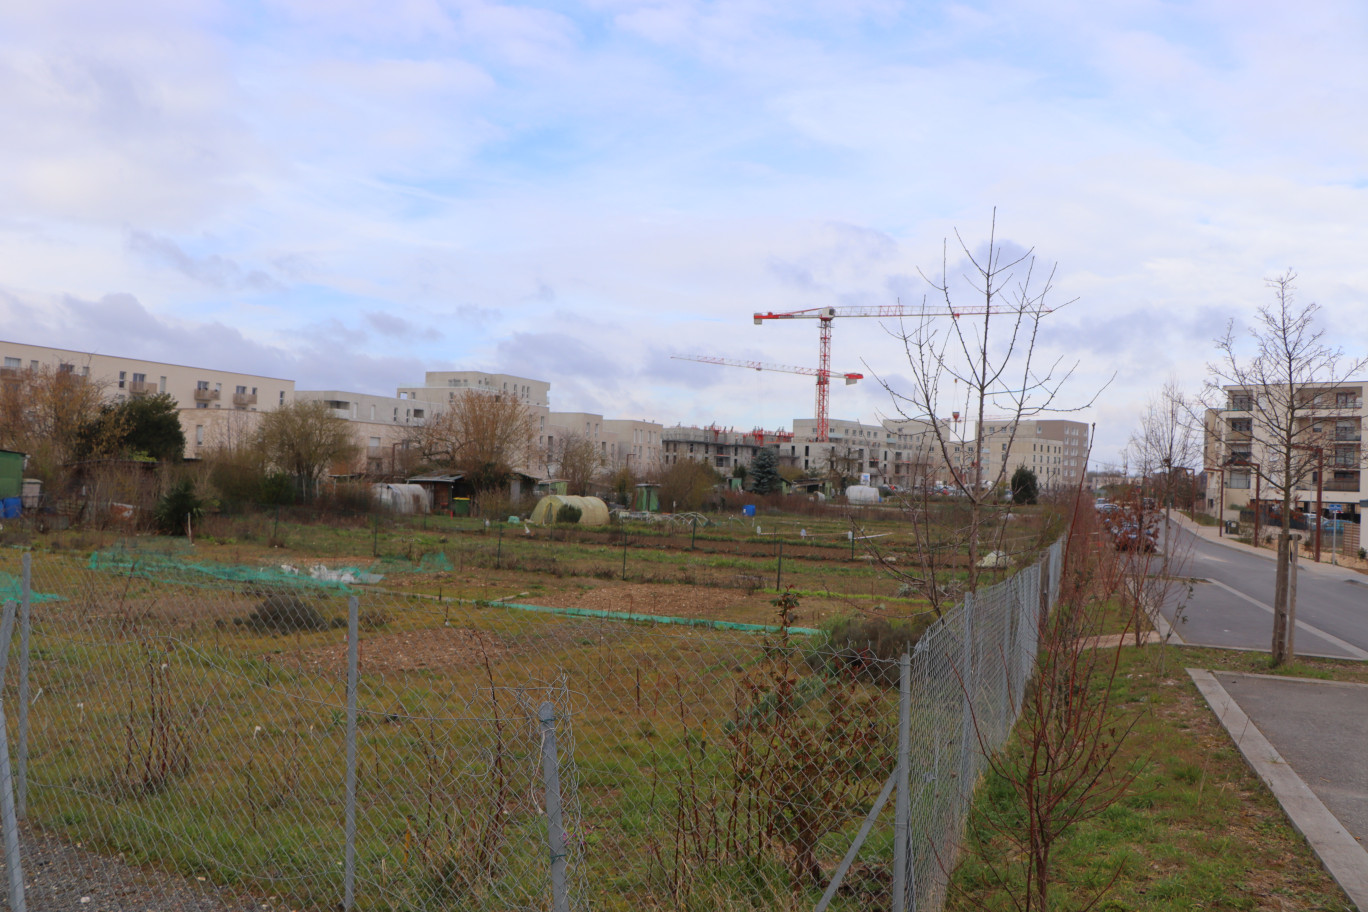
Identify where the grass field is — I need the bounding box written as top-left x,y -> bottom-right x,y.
1,500 -> 1352,911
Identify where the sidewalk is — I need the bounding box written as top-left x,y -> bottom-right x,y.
1169,513 -> 1368,908
1190,669 -> 1368,910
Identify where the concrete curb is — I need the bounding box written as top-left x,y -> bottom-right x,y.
1188,668 -> 1368,910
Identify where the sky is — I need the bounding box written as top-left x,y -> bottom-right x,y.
2,0 -> 1366,468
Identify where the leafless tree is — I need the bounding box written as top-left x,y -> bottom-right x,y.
1127,378 -> 1202,568
410,389 -> 537,493
0,363 -> 115,487
254,401 -> 358,501
881,211 -> 1101,592
551,432 -> 605,495
1206,270 -> 1367,666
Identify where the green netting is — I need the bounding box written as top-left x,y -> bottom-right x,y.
0,571 -> 64,603
87,549 -> 358,593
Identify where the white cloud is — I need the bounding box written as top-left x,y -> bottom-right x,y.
0,0 -> 1365,468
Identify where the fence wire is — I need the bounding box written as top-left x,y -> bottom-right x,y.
0,539 -> 1061,912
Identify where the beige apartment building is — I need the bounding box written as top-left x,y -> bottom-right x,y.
399,370 -> 553,472
661,426 -> 793,473
1204,381 -> 1364,525
975,419 -> 1090,491
0,340 -> 296,459
602,419 -> 663,474
785,417 -> 962,488
294,389 -> 446,475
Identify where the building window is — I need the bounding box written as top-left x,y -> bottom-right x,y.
159,376 -> 167,393
195,425 -> 204,446
119,371 -> 127,389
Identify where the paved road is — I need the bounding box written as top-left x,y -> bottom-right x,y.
1159,521 -> 1368,660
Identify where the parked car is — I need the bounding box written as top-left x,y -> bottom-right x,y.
1112,519 -> 1159,552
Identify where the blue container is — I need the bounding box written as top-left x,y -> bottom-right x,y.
0,497 -> 20,519
742,504 -> 756,517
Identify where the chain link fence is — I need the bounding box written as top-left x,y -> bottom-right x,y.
0,538 -> 1061,911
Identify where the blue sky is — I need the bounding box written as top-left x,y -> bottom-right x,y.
2,0 -> 1366,467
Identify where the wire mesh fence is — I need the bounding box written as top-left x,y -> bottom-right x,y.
0,538 -> 1061,911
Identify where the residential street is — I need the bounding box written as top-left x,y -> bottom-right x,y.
1160,519 -> 1368,660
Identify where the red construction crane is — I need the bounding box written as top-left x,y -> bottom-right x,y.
752,304 -> 1023,441
671,354 -> 863,440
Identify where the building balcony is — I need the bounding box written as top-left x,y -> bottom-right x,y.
0,367 -> 19,381
194,388 -> 220,402
232,392 -> 258,407
1323,479 -> 1361,493
127,380 -> 153,396
1334,431 -> 1362,442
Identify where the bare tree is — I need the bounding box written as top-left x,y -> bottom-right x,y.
0,363 -> 114,487
410,390 -> 537,493
1206,270 -> 1366,666
551,432 -> 605,495
1127,378 -> 1202,567
882,211 -> 1099,592
255,401 -> 358,501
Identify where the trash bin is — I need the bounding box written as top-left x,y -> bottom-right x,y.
742,504 -> 756,517
1225,520 -> 1239,534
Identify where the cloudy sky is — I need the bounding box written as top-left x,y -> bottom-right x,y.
3,0 -> 1366,467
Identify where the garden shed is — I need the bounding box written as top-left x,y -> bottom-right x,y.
528,495 -> 610,526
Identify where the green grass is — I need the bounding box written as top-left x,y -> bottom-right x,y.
946,642 -> 1358,912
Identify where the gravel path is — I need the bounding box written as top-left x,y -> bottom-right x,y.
0,827 -> 274,912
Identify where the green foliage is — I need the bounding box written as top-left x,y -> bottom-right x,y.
1010,465 -> 1039,505
749,447 -> 782,494
80,392 -> 186,462
555,504 -> 582,524
261,471 -> 297,506
811,614 -> 933,686
118,393 -> 186,461
153,479 -> 206,536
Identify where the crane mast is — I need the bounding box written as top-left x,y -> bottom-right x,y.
752,304 -> 1025,441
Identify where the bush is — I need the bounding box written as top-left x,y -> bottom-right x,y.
809,615 -> 932,686
555,504 -> 582,524
261,472 -> 296,506
1010,465 -> 1039,505
153,479 -> 206,536
236,592 -> 338,633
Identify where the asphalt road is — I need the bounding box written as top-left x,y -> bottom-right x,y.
1160,523 -> 1368,659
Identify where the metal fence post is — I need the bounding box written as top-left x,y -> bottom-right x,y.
539,702 -> 570,912
0,601 -> 25,912
959,592 -> 976,810
18,553 -> 30,820
891,652 -> 913,912
344,596 -> 359,912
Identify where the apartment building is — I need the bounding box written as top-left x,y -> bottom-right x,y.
783,418 -> 962,488
1204,381 -> 1364,524
0,340 -> 296,459
975,419 -> 1090,491
602,419 -> 664,473
661,426 -> 793,473
294,390 -> 446,474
